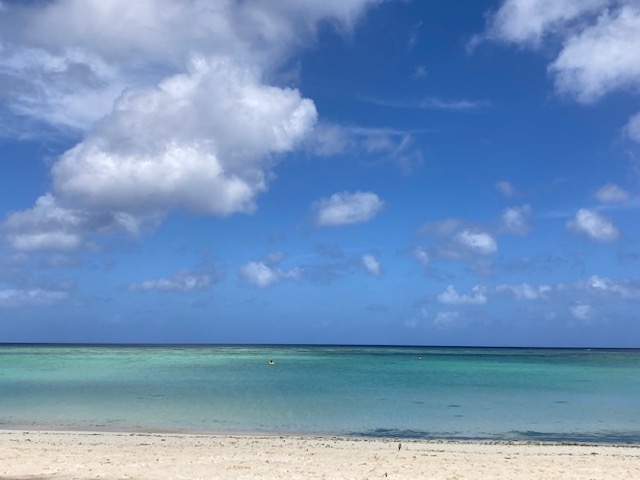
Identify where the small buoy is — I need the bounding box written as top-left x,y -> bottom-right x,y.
268,360 -> 275,365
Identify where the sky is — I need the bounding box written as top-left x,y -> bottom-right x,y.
1,0 -> 640,347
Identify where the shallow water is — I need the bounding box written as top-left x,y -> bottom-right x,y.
1,345 -> 639,443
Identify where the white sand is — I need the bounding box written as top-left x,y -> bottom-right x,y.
1,430 -> 640,479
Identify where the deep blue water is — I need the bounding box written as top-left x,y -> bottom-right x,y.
1,344 -> 639,443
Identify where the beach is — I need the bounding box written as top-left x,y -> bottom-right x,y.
1,430 -> 639,480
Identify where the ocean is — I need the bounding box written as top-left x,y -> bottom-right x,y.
1,345 -> 639,444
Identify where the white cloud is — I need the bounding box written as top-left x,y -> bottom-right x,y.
492,276 -> 640,309
479,2 -> 640,106
2,194 -> 85,251
625,111 -> 640,144
550,5 -> 640,104
417,97 -> 490,110
238,259 -> 301,288
0,0 -> 381,250
51,57 -> 316,216
362,95 -> 489,111
480,0 -> 609,47
239,262 -> 280,288
313,191 -> 384,227
1,193 -> 160,251
0,47 -> 126,131
454,230 -> 498,255
361,254 -> 381,276
0,288 -> 68,308
129,270 -> 213,293
306,124 -> 424,173
495,283 -> 552,300
412,246 -> 430,266
433,311 -> 465,329
0,0 -> 381,131
566,208 -> 619,242
594,183 -> 630,203
437,285 -> 488,305
570,303 -> 593,321
499,204 -> 532,235
421,219 -> 498,262
575,275 -> 640,301
496,180 -> 517,197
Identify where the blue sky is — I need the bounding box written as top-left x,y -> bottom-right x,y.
1,0 -> 640,346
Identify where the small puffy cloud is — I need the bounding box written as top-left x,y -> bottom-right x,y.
129,254 -> 222,293
566,208 -> 619,242
313,191 -> 384,227
437,285 -> 488,305
499,204 -> 532,235
495,283 -> 552,300
454,230 -> 498,255
594,183 -> 630,203
361,254 -> 381,276
496,180 -> 517,197
421,219 -> 498,262
238,257 -> 301,289
238,262 -> 280,288
129,270 -> 213,293
0,288 -> 68,308
575,275 -> 640,301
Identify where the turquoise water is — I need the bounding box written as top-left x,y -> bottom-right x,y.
1,345 -> 639,443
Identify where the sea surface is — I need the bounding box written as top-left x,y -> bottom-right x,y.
1,344 -> 639,444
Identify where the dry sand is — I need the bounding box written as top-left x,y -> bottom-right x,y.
1,430 -> 640,479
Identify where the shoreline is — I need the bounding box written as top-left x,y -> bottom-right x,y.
2,430 -> 640,479
2,426 -> 640,448
2,424 -> 640,447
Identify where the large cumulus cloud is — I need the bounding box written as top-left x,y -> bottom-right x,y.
0,0 -> 382,251
52,57 -> 316,216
